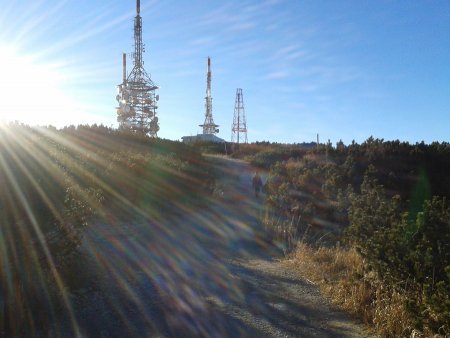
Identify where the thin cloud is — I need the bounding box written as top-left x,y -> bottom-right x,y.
300,84 -> 319,92
189,37 -> 214,47
272,44 -> 311,62
33,6 -> 134,59
265,71 -> 289,80
229,22 -> 256,32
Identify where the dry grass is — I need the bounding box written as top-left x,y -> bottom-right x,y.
263,216 -> 301,255
263,216 -> 444,337
285,243 -> 422,337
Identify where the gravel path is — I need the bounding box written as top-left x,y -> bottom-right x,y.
44,155 -> 371,337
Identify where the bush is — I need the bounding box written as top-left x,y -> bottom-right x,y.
260,138 -> 450,335
347,176 -> 450,335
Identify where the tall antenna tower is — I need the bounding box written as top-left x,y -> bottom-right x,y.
199,57 -> 219,135
231,88 -> 248,144
116,0 -> 159,137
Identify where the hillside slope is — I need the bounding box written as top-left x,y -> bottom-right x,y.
44,155 -> 371,337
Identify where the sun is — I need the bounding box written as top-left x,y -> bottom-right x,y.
0,45 -> 82,126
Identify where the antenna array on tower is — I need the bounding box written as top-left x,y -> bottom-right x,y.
199,57 -> 219,135
116,0 -> 159,137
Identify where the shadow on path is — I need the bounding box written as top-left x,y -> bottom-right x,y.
46,155 -> 369,337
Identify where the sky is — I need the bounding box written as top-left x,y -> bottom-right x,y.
0,0 -> 449,144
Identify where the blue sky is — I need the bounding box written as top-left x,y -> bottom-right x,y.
0,0 -> 448,144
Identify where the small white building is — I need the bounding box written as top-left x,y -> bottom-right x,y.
181,134 -> 226,144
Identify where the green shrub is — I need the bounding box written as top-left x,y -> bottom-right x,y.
347,176 -> 450,334
261,138 -> 450,335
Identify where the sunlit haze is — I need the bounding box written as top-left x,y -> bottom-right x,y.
0,0 -> 448,143
0,46 -> 96,126
1,2 -> 449,336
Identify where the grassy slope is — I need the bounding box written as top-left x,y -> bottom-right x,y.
0,124 -> 216,336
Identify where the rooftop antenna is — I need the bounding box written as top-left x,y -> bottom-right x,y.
231,88 -> 248,144
116,0 -> 160,137
122,52 -> 126,83
199,57 -> 219,135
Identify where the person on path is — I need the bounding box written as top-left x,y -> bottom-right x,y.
252,172 -> 263,197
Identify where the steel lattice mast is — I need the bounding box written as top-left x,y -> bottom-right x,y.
199,57 -> 219,135
231,88 -> 248,144
116,0 -> 159,137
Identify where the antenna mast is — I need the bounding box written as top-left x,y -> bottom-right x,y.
116,0 -> 160,137
199,57 -> 219,135
231,88 -> 248,144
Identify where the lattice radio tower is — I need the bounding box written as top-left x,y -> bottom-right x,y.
231,88 -> 248,144
116,0 -> 159,137
199,57 -> 219,134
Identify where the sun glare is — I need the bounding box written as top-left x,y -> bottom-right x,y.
0,45 -> 85,127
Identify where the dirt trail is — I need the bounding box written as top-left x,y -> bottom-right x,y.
47,155 -> 371,337
202,155 -> 371,338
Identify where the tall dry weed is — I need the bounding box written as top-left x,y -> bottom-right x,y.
263,216 -> 301,254
286,243 -> 424,337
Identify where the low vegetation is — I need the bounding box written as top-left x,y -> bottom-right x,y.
286,243 -> 414,337
260,138 -> 450,337
231,141 -> 315,169
0,123 -> 215,336
2,126 -> 449,336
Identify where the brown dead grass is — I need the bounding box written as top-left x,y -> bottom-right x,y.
285,243 -> 419,337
